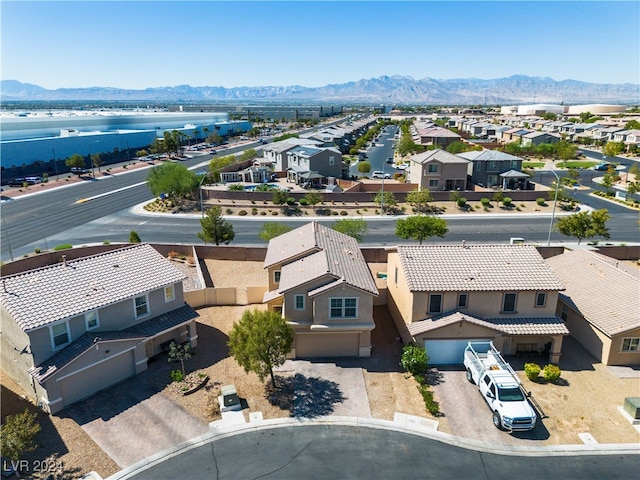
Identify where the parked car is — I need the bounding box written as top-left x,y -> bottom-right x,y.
386,157 -> 394,164
70,167 -> 89,174
25,176 -> 42,185
371,171 -> 391,179
7,177 -> 26,187
594,163 -> 612,171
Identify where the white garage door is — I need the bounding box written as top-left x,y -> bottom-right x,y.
424,339 -> 487,365
296,333 -> 359,358
58,350 -> 136,407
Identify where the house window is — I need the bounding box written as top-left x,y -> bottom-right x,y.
560,303 -> 568,321
458,293 -> 468,309
329,156 -> 335,165
487,175 -> 498,187
294,294 -> 305,310
475,162 -> 481,171
51,322 -> 70,348
394,266 -> 398,285
621,338 -> 639,352
329,298 -> 357,318
510,160 -> 519,169
429,179 -> 439,187
274,271 -> 281,283
164,285 -> 175,303
502,293 -> 517,313
535,292 -> 546,307
134,294 -> 149,318
489,161 -> 498,170
85,310 -> 99,330
428,164 -> 438,173
428,294 -> 442,314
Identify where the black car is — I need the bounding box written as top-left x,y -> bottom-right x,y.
7,177 -> 26,187
386,157 -> 394,164
594,163 -> 611,171
71,167 -> 89,174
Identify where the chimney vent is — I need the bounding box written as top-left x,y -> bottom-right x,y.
62,255 -> 67,267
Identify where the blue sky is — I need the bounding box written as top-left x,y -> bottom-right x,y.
2,1 -> 638,90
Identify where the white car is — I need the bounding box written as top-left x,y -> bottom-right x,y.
396,163 -> 410,171
371,171 -> 391,179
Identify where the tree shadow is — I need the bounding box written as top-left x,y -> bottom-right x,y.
266,373 -> 345,419
424,367 -> 444,386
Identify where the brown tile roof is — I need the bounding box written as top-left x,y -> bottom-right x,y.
397,244 -> 564,292
545,249 -> 640,336
264,222 -> 378,296
407,311 -> 569,337
29,304 -> 198,382
1,244 -> 186,332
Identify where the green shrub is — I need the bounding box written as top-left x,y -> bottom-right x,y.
260,211 -> 267,216
103,240 -> 111,245
536,197 -> 546,206
417,383 -> 440,415
286,197 -> 296,205
228,183 -> 244,191
457,197 -> 467,208
524,362 -> 541,381
299,198 -> 309,206
53,243 -> 73,251
331,210 -> 339,215
170,369 -> 184,383
401,344 -> 429,376
339,210 -> 348,216
480,197 -> 490,207
503,197 -> 513,207
271,211 -> 279,215
251,207 -> 258,215
543,364 -> 562,382
226,208 -> 233,215
238,210 -> 248,216
34,247 -> 41,254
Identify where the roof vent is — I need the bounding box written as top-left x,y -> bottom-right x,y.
461,240 -> 466,248
62,255 -> 67,267
2,280 -> 6,293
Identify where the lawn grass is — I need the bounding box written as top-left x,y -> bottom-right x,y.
522,161 -> 545,168
557,160 -> 599,169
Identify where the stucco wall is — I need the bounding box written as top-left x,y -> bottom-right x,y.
0,306 -> 36,397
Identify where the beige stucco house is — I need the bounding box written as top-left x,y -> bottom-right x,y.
0,244 -> 198,413
263,222 -> 378,357
545,249 -> 640,366
386,243 -> 568,365
407,149 -> 470,192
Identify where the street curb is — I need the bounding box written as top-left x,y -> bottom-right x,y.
106,416 -> 640,479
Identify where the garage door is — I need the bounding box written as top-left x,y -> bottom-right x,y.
296,333 -> 359,358
424,339 -> 488,365
58,350 -> 136,407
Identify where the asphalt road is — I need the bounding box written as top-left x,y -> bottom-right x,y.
2,146 -> 639,262
114,424 -> 640,480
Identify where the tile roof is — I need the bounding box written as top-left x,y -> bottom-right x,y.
29,304 -> 198,382
264,222 -> 378,296
407,311 -> 569,337
1,244 -> 186,332
397,244 -> 564,292
410,149 -> 470,165
545,250 -> 640,336
457,150 -> 523,162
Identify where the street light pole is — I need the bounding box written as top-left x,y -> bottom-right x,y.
380,163 -> 385,215
546,169 -> 560,247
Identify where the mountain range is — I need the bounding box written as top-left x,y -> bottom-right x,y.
1,75 -> 638,105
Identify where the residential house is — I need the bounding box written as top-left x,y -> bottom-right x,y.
521,131 -> 562,147
263,222 -> 378,358
414,126 -> 462,148
407,149 -> 470,191
545,250 -> 640,366
500,127 -> 531,143
386,243 -> 567,365
591,126 -> 624,144
262,138 -> 322,172
457,150 -> 524,188
286,145 -> 346,186
0,244 -> 199,413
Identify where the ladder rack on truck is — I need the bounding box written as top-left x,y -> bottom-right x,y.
463,341 -> 521,384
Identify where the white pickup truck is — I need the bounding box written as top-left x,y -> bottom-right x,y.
463,341 -> 537,432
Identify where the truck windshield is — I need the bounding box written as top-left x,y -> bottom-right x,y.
498,387 -> 525,402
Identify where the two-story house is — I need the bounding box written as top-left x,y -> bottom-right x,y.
0,244 -> 199,413
263,222 -> 378,358
407,149 -> 470,191
386,243 -> 567,365
262,138 -> 322,172
285,145 -> 346,186
521,131 -> 562,147
457,150 -> 524,188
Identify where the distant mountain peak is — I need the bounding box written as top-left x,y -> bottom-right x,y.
1,75 -> 638,104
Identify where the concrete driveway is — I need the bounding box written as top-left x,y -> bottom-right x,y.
67,377 -> 208,468
276,359 -> 371,418
430,367 -> 549,444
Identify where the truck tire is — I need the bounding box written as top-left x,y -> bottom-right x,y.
466,368 -> 475,384
492,411 -> 503,430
